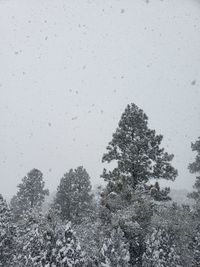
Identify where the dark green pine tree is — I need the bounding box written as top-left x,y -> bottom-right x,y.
101,103 -> 177,199
54,166 -> 93,223
0,194 -> 16,266
11,169 -> 49,218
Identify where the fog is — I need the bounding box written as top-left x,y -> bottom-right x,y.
0,0 -> 200,198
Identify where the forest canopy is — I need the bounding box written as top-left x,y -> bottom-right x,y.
0,103 -> 199,266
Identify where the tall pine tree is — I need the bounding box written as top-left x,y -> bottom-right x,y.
101,103 -> 177,198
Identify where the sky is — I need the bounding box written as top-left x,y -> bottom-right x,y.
0,0 -> 200,199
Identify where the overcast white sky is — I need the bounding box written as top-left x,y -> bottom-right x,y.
0,0 -> 200,198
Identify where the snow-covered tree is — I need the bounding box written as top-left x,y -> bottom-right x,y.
188,137 -> 200,208
186,137 -> 200,266
11,169 -> 49,218
12,206 -> 86,266
188,137 -> 200,175
0,194 -> 16,266
147,203 -> 195,266
13,208 -> 44,266
99,184 -> 155,266
74,207 -> 101,266
41,221 -> 85,266
101,103 -> 177,199
142,227 -> 181,267
54,166 -> 93,223
100,227 -> 130,267
189,224 -> 200,267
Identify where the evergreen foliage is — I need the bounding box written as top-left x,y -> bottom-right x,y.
100,227 -> 130,267
142,227 -> 181,267
54,166 -> 93,223
101,103 -> 177,197
0,195 -> 16,266
13,208 -> 44,266
187,137 -> 200,266
41,221 -> 85,267
1,106 -> 198,266
188,137 -> 200,205
11,169 -> 49,218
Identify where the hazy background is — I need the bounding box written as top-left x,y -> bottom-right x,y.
0,0 -> 200,199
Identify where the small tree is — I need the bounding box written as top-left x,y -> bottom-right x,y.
54,166 -> 93,223
11,169 -> 49,217
101,103 -> 177,197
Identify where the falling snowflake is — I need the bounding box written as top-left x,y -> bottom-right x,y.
191,80 -> 196,85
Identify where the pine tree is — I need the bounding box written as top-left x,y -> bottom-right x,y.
101,103 -> 177,197
98,184 -> 154,266
11,169 -> 49,218
187,137 -> 200,266
188,137 -> 200,208
100,227 -> 130,267
13,208 -> 44,266
42,221 -> 85,266
54,166 -> 93,223
142,227 -> 181,267
0,194 -> 16,266
74,204 -> 101,266
147,202 -> 195,266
